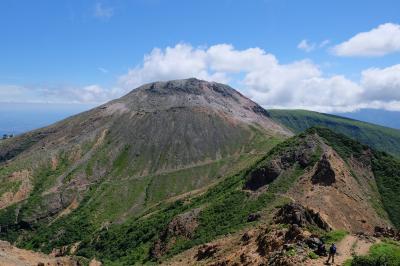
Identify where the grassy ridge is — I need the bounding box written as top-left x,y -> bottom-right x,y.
269,109 -> 400,157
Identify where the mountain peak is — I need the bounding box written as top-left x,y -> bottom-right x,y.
108,78 -> 291,136
128,78 -> 237,98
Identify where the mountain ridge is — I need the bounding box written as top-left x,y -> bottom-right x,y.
269,109 -> 400,157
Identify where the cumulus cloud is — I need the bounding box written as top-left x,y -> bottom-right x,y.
118,44 -> 228,88
118,43 -> 400,112
361,64 -> 400,102
4,43 -> 400,112
118,43 -> 365,112
333,23 -> 400,57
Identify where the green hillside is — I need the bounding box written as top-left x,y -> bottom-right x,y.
2,127 -> 398,265
269,109 -> 400,157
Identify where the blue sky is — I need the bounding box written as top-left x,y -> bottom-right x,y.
1,0 -> 400,120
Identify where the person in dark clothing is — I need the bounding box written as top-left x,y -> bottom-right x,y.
316,241 -> 327,256
326,243 -> 337,264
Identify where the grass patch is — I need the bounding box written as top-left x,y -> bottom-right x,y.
372,151 -> 400,228
308,251 -> 319,259
321,230 -> 348,245
351,239 -> 400,266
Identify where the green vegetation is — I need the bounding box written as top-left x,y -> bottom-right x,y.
269,109 -> 400,157
321,230 -> 348,245
308,251 -> 319,259
351,239 -> 400,266
372,152 -> 400,228
306,127 -> 367,159
112,145 -> 131,176
2,125 -> 400,264
9,133 -> 306,265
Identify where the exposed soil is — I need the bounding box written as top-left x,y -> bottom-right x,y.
0,240 -> 78,266
308,234 -> 377,266
288,148 -> 389,233
164,228 -> 378,266
0,170 -> 32,209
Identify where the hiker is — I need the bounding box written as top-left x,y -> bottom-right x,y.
316,241 -> 327,256
326,243 -> 337,264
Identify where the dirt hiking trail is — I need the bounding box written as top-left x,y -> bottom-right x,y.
308,234 -> 378,266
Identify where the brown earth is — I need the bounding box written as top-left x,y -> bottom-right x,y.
288,147 -> 390,233
308,234 -> 378,266
0,240 -> 79,266
165,223 -> 378,266
0,170 -> 32,209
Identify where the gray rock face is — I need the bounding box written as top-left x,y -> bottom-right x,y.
116,78 -> 290,136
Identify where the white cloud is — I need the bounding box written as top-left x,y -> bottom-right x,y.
4,43 -> 400,112
297,40 -> 316,52
94,3 -> 114,19
118,44 -> 228,88
333,23 -> 400,57
361,64 -> 400,102
118,43 -> 367,112
118,43 -> 400,112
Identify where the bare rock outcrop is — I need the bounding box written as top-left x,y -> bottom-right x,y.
374,226 -> 400,241
274,203 -> 331,231
151,208 -> 201,259
312,154 -> 336,185
196,244 -> 219,261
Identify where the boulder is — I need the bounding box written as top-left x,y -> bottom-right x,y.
196,244 -> 218,260
244,160 -> 282,190
247,212 -> 261,222
305,237 -> 323,249
274,203 -> 331,231
312,154 -> 336,186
